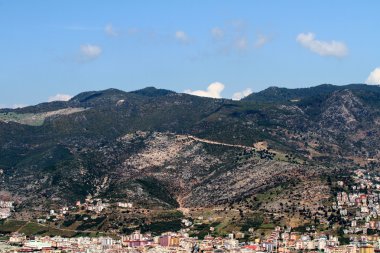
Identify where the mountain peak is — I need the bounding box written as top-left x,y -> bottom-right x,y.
69,88 -> 128,104
130,87 -> 176,97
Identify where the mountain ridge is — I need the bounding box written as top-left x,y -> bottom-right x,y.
243,83 -> 380,103
1,83 -> 380,216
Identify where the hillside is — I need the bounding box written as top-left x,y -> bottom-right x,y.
1,84 -> 380,218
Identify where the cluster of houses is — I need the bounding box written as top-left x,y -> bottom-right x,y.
0,199 -> 13,219
40,196 -> 135,222
3,228 -> 379,253
33,197 -> 134,225
6,169 -> 380,252
75,196 -> 111,214
74,196 -> 133,214
334,169 -> 380,235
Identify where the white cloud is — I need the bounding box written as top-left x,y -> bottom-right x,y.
105,24 -> 119,37
211,27 -> 224,40
48,94 -> 73,102
235,36 -> 248,50
175,30 -> 190,44
184,82 -> 225,98
0,104 -> 28,109
12,104 -> 28,109
80,44 -> 102,61
254,34 -> 269,48
232,88 -> 253,100
366,67 -> 380,85
296,32 -> 348,57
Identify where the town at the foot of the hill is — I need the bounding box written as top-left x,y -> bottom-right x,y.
2,169 -> 380,252
0,228 -> 377,253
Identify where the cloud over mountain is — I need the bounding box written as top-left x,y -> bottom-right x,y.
366,67 -> 380,85
232,88 -> 253,100
48,94 -> 73,102
296,32 -> 348,57
184,82 -> 225,98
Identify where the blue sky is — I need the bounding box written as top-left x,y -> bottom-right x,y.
1,1 -> 380,107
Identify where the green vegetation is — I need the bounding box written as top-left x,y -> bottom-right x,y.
0,220 -> 27,233
241,215 -> 264,231
18,223 -> 48,235
137,178 -> 179,208
293,224 -> 312,233
76,217 -> 106,231
156,210 -> 184,219
189,222 -> 221,239
0,220 -> 76,237
62,219 -> 76,227
140,219 -> 182,235
0,220 -> 89,237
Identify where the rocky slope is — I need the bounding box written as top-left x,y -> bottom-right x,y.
0,84 -> 380,211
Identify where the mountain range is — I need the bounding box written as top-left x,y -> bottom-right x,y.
1,84 -> 380,214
